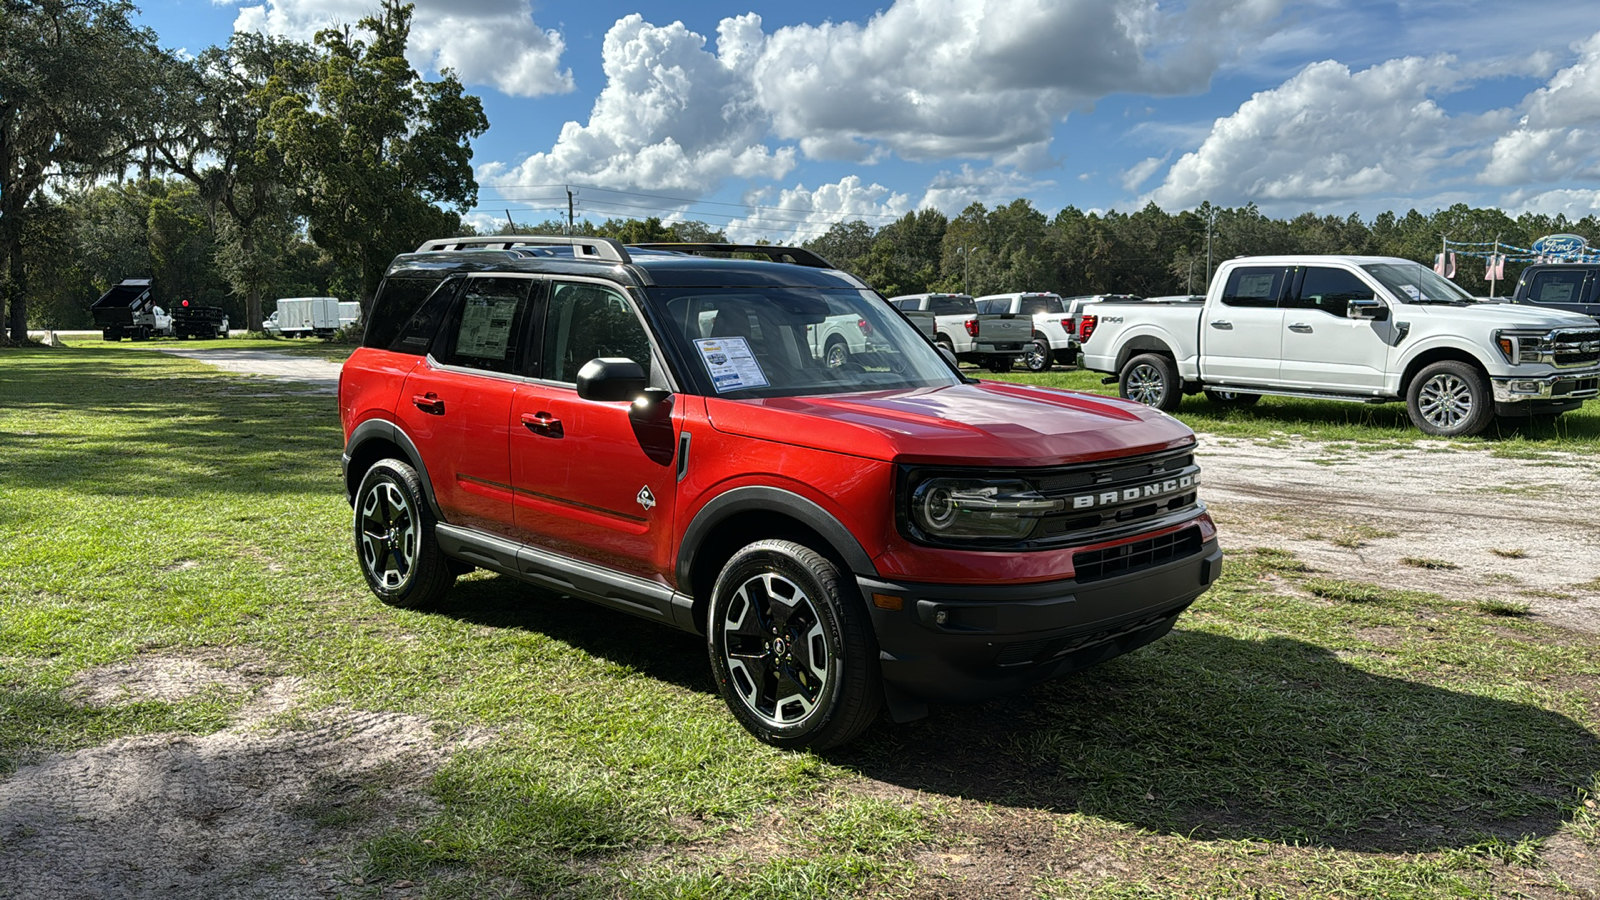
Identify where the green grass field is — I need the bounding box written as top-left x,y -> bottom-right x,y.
2,345 -> 1597,898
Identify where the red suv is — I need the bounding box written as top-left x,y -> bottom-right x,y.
339,236 -> 1222,749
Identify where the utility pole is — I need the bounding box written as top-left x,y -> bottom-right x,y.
1204,206 -> 1218,290
567,187 -> 575,235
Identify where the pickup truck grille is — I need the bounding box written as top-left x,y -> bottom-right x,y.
1552,329 -> 1600,367
1030,447 -> 1202,546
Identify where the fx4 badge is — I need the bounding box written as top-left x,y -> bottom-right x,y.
636,486 -> 656,511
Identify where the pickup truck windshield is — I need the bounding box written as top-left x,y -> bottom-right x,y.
1362,263 -> 1476,305
653,287 -> 961,398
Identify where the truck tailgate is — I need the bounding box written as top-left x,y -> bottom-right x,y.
976,314 -> 1031,346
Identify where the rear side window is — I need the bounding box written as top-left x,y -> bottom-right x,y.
975,298 -> 1002,313
1288,267 -> 1374,318
364,276 -> 458,353
542,282 -> 655,384
1526,270 -> 1587,304
1221,267 -> 1289,308
436,277 -> 534,375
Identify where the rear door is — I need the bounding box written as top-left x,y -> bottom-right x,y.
509,280 -> 682,585
1279,265 -> 1394,393
395,275 -> 536,536
1199,265 -> 1290,385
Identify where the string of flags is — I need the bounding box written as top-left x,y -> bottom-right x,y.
1435,233 -> 1597,288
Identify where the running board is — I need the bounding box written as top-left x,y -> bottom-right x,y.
434,523 -> 698,632
1197,387 -> 1389,404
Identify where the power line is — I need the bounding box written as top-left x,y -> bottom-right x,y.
477,181 -> 912,222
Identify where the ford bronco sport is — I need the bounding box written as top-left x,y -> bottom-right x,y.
339,235 -> 1222,749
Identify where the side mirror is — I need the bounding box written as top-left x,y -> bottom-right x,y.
576,357 -> 647,402
938,345 -> 959,367
1347,297 -> 1388,320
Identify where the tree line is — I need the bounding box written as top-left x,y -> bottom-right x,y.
2,0 -> 484,340
5,1 -> 1595,340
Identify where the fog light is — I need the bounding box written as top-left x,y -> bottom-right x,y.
934,610 -> 949,625
1510,381 -> 1541,394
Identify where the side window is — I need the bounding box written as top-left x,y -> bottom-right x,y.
437,277 -> 532,375
1220,267 -> 1289,309
365,276 -> 457,353
543,282 -> 654,384
1289,267 -> 1374,318
1528,270 -> 1585,304
975,299 -> 996,314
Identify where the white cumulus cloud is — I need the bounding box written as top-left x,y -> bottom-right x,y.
726,176 -> 914,244
233,0 -> 572,97
1482,32 -> 1600,185
1142,55 -> 1507,210
486,14 -> 795,198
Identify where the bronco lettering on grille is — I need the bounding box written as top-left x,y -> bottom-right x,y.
1069,474 -> 1197,510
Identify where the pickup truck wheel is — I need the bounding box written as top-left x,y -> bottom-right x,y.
354,459 -> 455,609
985,355 -> 1014,373
824,336 -> 849,368
1407,361 -> 1493,437
1204,389 -> 1261,406
708,540 -> 881,750
1023,337 -> 1051,372
1119,353 -> 1182,412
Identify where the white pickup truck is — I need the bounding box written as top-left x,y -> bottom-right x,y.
974,292 -> 1078,372
886,292 -> 1032,372
1081,255 -> 1600,436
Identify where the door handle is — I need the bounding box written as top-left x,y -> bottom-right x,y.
411,393 -> 444,415
1288,323 -> 1313,333
1209,320 -> 1233,329
521,411 -> 563,437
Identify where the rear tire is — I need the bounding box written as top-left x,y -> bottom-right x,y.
824,336 -> 849,368
1406,360 -> 1493,437
708,540 -> 881,749
1119,353 -> 1182,412
985,355 -> 1014,373
354,459 -> 456,609
1023,337 -> 1051,372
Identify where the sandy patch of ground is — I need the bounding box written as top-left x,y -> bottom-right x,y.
1198,434 -> 1600,632
1,650 -> 481,899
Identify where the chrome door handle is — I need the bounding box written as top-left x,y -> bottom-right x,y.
1209,320 -> 1233,330
1288,323 -> 1313,333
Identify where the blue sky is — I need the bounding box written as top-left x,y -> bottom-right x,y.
137,1 -> 1600,242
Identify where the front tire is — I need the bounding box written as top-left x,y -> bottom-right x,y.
1023,337 -> 1051,372
354,459 -> 455,608
1119,353 -> 1182,412
707,540 -> 881,750
1406,360 -> 1493,437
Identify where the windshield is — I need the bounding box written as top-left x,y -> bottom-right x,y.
1362,262 -> 1476,304
1020,295 -> 1066,315
652,287 -> 962,398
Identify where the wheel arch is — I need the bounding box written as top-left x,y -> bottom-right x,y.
1399,346 -> 1489,397
678,487 -> 877,633
344,419 -> 442,519
1114,335 -> 1178,374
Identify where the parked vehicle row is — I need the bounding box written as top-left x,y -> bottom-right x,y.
974,292 -> 1078,372
1080,254 -> 1600,436
886,292 -> 1030,372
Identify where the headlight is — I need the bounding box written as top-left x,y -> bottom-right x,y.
1494,330 -> 1553,365
909,477 -> 1063,540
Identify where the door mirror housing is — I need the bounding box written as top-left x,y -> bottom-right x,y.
576,357 -> 647,402
1347,297 -> 1389,320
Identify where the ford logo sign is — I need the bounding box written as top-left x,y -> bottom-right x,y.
1532,233 -> 1590,257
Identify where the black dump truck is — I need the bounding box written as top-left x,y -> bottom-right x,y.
172,298 -> 230,339
91,279 -> 172,341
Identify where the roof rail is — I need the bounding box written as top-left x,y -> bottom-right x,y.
630,243 -> 835,269
414,234 -> 631,264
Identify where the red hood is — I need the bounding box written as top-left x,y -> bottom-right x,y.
703,382 -> 1194,467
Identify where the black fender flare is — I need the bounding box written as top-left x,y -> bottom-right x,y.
676,486 -> 878,590
343,419 -> 443,519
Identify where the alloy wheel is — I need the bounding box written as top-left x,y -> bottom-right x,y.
1125,363 -> 1166,405
359,480 -> 417,591
718,572 -> 830,728
1418,373 -> 1473,429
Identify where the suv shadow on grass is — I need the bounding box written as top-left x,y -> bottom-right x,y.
419,575 -> 1600,855
828,629 -> 1600,854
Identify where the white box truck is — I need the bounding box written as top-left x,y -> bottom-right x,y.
264,297 -> 352,338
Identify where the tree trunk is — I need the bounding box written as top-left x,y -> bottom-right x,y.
241,229 -> 262,332
2,212 -> 26,343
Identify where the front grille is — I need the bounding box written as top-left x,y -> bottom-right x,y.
1555,377 -> 1600,398
1552,329 -> 1600,367
1074,526 -> 1202,583
1031,447 -> 1201,544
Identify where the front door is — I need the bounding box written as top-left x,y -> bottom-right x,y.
510,280 -> 682,584
1279,265 -> 1395,393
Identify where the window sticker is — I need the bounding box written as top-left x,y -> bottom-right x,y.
1237,274 -> 1276,298
457,295 -> 519,359
1538,282 -> 1576,303
696,337 -> 769,392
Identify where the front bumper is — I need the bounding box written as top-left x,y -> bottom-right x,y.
859,535 -> 1222,704
1491,368 -> 1600,404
